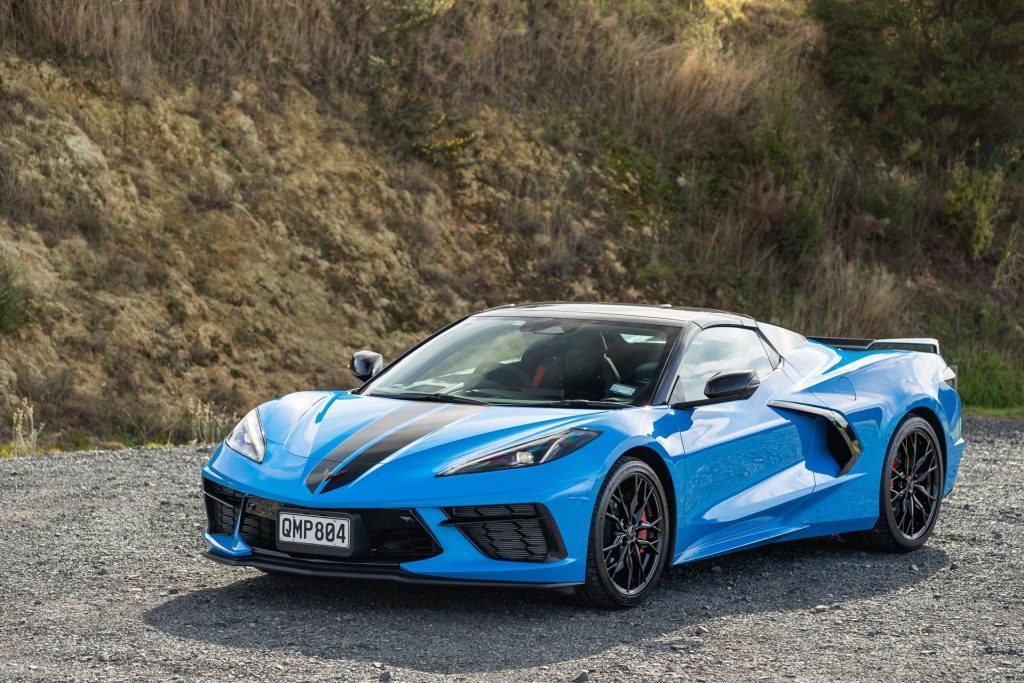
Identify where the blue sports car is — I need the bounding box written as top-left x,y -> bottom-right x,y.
201,303 -> 964,607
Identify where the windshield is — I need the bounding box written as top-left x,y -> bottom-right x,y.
361,316 -> 683,407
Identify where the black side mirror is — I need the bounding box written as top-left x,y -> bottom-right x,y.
350,350 -> 384,383
704,370 -> 760,401
672,370 -> 760,409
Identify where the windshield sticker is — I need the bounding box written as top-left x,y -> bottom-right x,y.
609,383 -> 636,397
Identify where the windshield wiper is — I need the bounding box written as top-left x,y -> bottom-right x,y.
535,399 -> 628,409
372,391 -> 490,405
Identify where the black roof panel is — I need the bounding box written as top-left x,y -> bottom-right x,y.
474,302 -> 755,328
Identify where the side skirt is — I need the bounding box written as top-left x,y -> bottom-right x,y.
674,524 -> 808,564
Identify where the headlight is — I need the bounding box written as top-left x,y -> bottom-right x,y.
225,408 -> 266,463
438,428 -> 601,476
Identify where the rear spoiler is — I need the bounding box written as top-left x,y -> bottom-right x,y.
808,336 -> 940,354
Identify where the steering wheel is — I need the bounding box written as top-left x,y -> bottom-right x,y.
473,362 -> 532,390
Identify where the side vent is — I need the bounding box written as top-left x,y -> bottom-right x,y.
769,401 -> 863,476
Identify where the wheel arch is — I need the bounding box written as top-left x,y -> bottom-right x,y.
907,406 -> 947,479
619,445 -> 678,562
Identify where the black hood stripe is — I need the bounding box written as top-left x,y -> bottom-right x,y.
304,402 -> 437,493
319,404 -> 487,494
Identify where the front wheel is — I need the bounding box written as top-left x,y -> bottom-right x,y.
847,415 -> 944,552
575,457 -> 670,608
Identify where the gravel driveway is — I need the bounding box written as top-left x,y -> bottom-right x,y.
1,416 -> 1021,682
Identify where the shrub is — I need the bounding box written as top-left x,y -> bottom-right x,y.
0,253 -> 29,334
955,346 -> 1024,409
812,0 -> 1024,155
943,161 -> 1005,260
995,221 -> 1024,289
747,80 -> 830,256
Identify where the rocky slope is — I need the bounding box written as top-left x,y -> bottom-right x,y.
0,53 -> 644,443
0,0 -> 1021,446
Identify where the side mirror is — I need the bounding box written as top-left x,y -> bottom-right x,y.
672,370 -> 760,409
704,370 -> 760,401
350,350 -> 384,383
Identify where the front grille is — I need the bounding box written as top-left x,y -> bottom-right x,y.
201,479 -> 441,563
444,504 -> 566,563
362,509 -> 440,560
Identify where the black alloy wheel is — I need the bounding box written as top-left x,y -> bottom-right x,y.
848,415 -> 944,552
576,457 -> 670,608
889,424 -> 943,540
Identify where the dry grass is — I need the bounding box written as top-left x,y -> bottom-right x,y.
186,398 -> 232,445
9,400 -> 44,457
450,2 -> 779,159
622,39 -> 769,156
0,2 -> 779,151
782,246 -> 908,337
0,0 -> 358,93
0,150 -> 44,225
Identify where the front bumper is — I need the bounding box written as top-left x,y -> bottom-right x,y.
201,476 -> 587,586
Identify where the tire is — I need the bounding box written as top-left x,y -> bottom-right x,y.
575,457 -> 670,608
846,415 -> 944,552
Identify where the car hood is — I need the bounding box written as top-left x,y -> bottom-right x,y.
258,391 -> 606,492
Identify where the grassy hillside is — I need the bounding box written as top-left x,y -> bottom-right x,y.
0,0 -> 1021,450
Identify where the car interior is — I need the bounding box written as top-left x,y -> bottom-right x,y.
466,322 -> 672,404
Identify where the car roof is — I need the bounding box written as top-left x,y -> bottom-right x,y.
474,302 -> 755,329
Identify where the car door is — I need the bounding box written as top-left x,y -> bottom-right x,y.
670,326 -> 818,561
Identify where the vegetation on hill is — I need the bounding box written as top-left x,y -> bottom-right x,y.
0,0 -> 1021,450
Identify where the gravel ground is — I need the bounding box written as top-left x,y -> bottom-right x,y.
0,416 -> 1021,682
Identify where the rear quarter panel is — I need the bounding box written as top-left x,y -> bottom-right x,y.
780,342 -> 963,526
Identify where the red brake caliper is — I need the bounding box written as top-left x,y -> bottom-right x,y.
891,457 -> 901,491
638,510 -> 648,554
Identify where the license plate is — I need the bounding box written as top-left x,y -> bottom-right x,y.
278,511 -> 350,550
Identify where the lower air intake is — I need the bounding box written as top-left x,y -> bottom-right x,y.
443,503 -> 566,563
203,479 -> 241,535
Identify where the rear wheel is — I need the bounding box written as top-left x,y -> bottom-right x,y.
847,415 -> 944,552
575,457 -> 670,608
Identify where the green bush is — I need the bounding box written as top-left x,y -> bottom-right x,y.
0,253 -> 29,334
812,0 -> 1024,155
943,161 -> 1004,259
364,1 -> 478,167
747,81 -> 829,256
955,346 -> 1024,409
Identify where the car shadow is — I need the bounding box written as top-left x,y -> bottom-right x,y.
144,538 -> 948,674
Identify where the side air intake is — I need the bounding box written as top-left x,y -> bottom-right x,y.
769,401 -> 863,476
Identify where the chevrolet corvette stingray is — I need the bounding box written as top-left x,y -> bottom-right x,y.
201,303 -> 964,607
